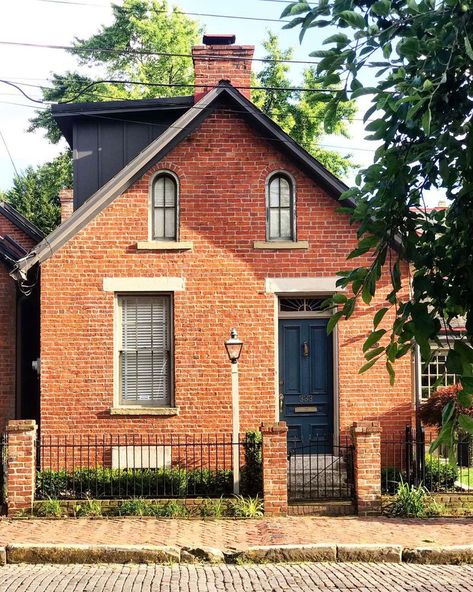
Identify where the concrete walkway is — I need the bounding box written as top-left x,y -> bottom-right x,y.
0,516 -> 472,550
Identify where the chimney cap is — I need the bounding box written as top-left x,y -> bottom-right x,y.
203,34 -> 236,46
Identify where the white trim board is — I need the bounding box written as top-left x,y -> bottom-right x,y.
265,277 -> 345,294
103,277 -> 185,292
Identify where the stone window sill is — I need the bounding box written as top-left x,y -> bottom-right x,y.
253,240 -> 309,250
136,241 -> 193,251
110,407 -> 180,416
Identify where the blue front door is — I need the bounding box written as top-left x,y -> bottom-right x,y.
279,318 -> 333,452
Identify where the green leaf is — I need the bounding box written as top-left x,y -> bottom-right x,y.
457,389 -> 473,408
338,10 -> 366,29
371,0 -> 391,16
447,350 -> 463,375
359,358 -> 378,374
323,33 -> 350,46
327,311 -> 343,334
430,421 -> 453,453
373,307 -> 388,328
332,293 -> 347,304
442,399 -> 455,426
459,414 -> 473,434
365,346 -> 384,361
363,329 -> 386,352
421,107 -> 431,135
465,36 -> 473,61
386,360 -> 395,385
280,2 -> 309,18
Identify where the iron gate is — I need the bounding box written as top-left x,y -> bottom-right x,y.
287,438 -> 355,501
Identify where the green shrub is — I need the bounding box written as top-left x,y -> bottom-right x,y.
387,480 -> 440,518
424,456 -> 458,491
241,431 -> 263,497
36,467 -> 233,500
118,498 -> 159,517
156,500 -> 189,518
35,498 -> 63,518
231,495 -> 264,518
75,498 -> 102,517
199,496 -> 227,518
381,467 -> 405,494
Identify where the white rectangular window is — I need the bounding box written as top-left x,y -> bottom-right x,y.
421,347 -> 458,399
118,295 -> 172,407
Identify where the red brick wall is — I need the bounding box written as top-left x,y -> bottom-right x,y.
0,215 -> 36,433
39,109 -> 413,438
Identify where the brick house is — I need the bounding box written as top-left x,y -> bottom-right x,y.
0,203 -> 43,432
10,36 -> 415,450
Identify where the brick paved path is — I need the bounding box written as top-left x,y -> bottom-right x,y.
1,516 -> 473,550
1,563 -> 473,592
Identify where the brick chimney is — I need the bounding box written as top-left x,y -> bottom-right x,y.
192,34 -> 255,101
59,188 -> 73,223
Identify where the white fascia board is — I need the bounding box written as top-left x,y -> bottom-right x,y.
265,277 -> 345,294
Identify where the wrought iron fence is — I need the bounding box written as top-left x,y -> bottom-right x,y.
36,434 -> 262,500
382,426 -> 472,494
0,433 -> 6,510
287,437 -> 354,501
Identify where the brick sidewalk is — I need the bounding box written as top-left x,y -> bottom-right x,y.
0,516 -> 472,550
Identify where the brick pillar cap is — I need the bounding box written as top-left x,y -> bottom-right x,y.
351,420 -> 382,434
6,419 -> 37,433
260,421 -> 288,434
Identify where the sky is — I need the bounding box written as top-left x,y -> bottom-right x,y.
0,0 -> 442,203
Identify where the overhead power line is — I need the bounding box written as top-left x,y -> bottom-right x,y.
0,128 -> 19,177
29,0 -> 293,23
0,39 -> 324,66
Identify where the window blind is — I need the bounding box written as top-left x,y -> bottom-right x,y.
119,295 -> 171,406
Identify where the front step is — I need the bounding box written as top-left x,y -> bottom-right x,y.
288,500 -> 355,516
288,454 -> 352,499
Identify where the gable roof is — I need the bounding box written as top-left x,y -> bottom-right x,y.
0,235 -> 27,269
0,202 -> 44,243
12,82 -> 352,280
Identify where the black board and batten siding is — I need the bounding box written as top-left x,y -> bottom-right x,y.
53,98 -> 194,210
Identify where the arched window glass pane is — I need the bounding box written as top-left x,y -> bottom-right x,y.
152,174 -> 177,240
268,174 -> 294,240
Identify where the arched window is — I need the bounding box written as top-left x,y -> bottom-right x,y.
152,173 -> 178,240
267,173 -> 295,241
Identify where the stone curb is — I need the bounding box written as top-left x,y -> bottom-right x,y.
6,544 -> 180,565
1,543 -> 473,566
402,546 -> 473,565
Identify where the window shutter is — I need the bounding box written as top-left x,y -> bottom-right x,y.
119,296 -> 171,406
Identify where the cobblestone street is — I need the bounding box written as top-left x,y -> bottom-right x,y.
1,563 -> 473,592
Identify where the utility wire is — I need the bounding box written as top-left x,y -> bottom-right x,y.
0,39 -> 324,66
29,0 -> 293,23
0,128 -> 19,177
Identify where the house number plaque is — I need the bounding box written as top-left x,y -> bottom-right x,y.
298,394 -> 313,402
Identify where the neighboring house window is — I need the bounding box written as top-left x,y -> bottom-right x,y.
421,346 -> 458,399
267,173 -> 295,241
152,173 -> 178,240
118,295 -> 172,407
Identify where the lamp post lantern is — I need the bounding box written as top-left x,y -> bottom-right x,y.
225,328 -> 243,495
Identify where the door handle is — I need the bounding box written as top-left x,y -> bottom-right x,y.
302,342 -> 309,357
279,393 -> 284,413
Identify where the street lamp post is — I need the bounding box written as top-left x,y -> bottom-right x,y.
224,328 -> 243,496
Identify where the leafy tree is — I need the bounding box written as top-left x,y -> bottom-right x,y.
282,0 -> 473,453
253,32 -> 356,176
3,151 -> 72,234
29,0 -> 202,143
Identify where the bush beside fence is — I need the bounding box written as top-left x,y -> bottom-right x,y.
36,433 -> 263,501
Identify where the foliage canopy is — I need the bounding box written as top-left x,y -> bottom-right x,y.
282,0 -> 473,451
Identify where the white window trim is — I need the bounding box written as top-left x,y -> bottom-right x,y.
112,293 -> 176,412
103,277 -> 185,292
149,170 -> 180,242
265,170 -> 297,242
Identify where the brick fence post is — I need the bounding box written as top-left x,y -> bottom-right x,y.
6,420 -> 37,516
351,420 -> 382,516
260,421 -> 288,516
